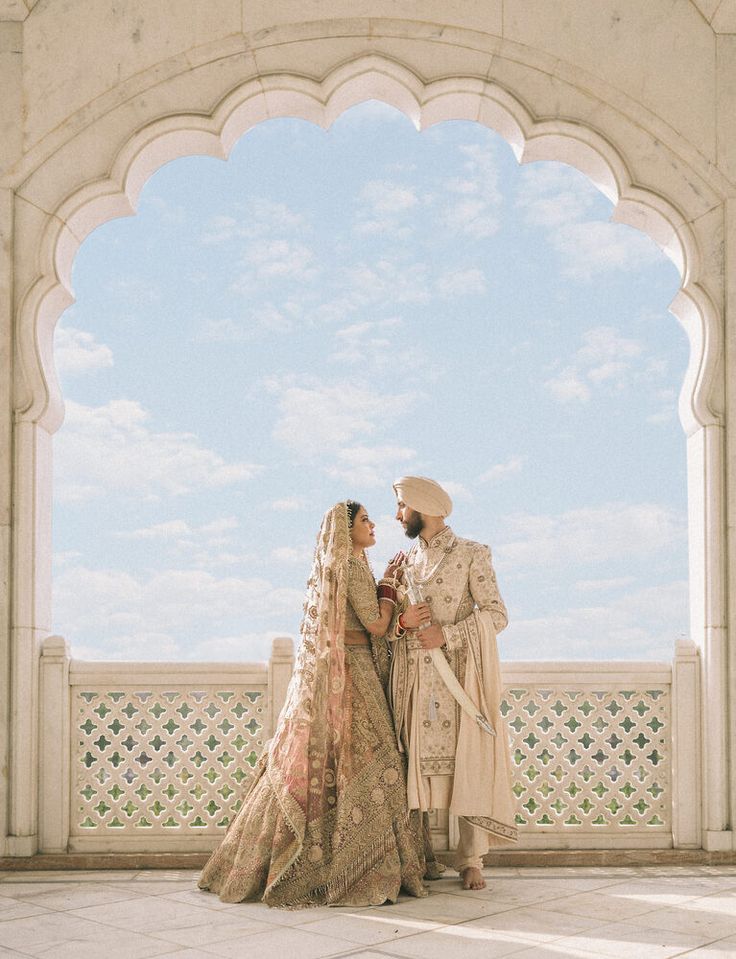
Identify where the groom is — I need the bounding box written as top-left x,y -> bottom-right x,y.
389,476 -> 517,890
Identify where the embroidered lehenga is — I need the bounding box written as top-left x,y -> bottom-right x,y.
198,502 -> 427,907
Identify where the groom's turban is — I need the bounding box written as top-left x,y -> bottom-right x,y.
393,476 -> 453,518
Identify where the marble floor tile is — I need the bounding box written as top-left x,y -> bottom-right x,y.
372,923 -> 537,959
673,937 -> 736,958
462,905 -> 605,943
552,920 -> 712,959
365,892 -> 513,925
4,883 -> 145,912
0,872 -> 93,883
132,871 -> 201,882
465,876 -> 628,907
30,928 -> 176,959
158,888 -> 246,911
497,945 -> 604,959
144,951 -> 232,959
68,896 -> 215,933
108,880 -> 201,896
534,889 -> 662,921
0,895 -> 52,923
147,913 -> 275,947
682,890 -> 736,917
295,910 -> 443,945
604,878 -> 735,907
197,925 -> 362,958
0,882 -> 83,900
197,899 -> 342,927
0,912 -> 113,954
620,901 -> 736,940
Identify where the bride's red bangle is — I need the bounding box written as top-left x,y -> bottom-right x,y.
398,613 -> 407,630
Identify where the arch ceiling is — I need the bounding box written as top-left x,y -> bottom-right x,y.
12,54 -> 723,441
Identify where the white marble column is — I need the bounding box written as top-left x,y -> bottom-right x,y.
39,636 -> 70,854
6,419 -> 53,856
725,197 -> 736,851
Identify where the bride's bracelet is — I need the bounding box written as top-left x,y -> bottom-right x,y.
377,581 -> 398,605
378,576 -> 400,590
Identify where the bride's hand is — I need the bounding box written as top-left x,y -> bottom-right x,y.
383,551 -> 406,581
401,603 -> 431,629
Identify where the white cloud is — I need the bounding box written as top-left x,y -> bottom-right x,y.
518,163 -> 595,228
346,259 -> 430,304
436,268 -> 487,297
55,563 -> 303,661
113,517 -> 252,570
574,576 -> 637,592
197,304 -> 293,342
441,143 -> 501,238
187,631 -> 294,663
196,318 -> 245,342
53,550 -> 83,566
268,378 -> 418,456
370,513 -> 412,570
576,326 -> 643,364
496,502 -> 686,571
544,366 -> 591,403
202,200 -> 307,245
437,480 -> 472,502
271,497 -> 308,511
359,179 -> 418,215
326,444 -> 417,488
271,545 -> 313,564
330,317 -> 401,366
201,214 -> 237,245
647,388 -> 677,425
238,239 -> 317,283
503,580 -> 688,661
116,517 -> 238,541
518,162 -> 664,280
55,399 -> 261,502
556,221 -> 663,281
337,100 -> 408,127
116,519 -> 193,540
544,326 -> 645,403
55,326 -> 113,376
478,456 -> 524,483
54,564 -> 302,649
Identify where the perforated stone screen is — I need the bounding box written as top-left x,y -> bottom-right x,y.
69,673 -> 672,848
71,686 -> 268,837
503,684 -> 671,836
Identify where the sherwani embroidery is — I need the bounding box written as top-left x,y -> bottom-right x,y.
390,526 -> 518,865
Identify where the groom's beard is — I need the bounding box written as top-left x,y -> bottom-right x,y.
404,513 -> 424,539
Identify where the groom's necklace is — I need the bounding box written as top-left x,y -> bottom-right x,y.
408,534 -> 456,586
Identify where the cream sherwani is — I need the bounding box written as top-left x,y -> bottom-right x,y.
390,526 -> 518,869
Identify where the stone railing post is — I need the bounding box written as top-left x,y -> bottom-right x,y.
268,637 -> 294,737
39,636 -> 70,853
672,638 -> 702,848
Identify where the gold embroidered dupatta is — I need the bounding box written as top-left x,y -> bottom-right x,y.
260,501 -> 354,897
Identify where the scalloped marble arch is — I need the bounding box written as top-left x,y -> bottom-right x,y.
17,53 -> 721,439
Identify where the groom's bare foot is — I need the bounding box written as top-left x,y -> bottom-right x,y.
460,866 -> 486,890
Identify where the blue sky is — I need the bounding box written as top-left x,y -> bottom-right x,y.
52,101 -> 688,663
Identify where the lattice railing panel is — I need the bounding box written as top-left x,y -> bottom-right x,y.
502,685 -> 671,834
71,686 -> 267,835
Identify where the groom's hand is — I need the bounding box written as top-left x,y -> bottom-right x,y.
401,603 -> 431,629
418,625 -> 445,649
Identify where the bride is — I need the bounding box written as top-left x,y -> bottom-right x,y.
198,500 -> 428,906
